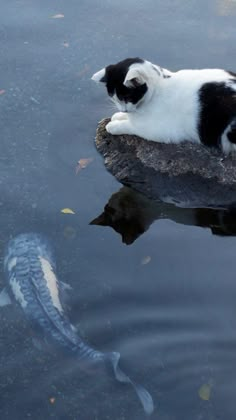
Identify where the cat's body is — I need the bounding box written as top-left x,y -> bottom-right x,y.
92,58 -> 236,154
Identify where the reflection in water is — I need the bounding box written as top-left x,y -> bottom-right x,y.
91,187 -> 236,244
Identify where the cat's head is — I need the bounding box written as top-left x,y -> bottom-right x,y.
92,57 -> 162,112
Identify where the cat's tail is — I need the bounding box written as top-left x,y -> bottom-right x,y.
106,351 -> 154,415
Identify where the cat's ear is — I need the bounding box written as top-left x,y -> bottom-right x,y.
90,212 -> 108,226
123,67 -> 146,88
91,68 -> 107,83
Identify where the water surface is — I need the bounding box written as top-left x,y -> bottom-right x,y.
1,0 -> 236,419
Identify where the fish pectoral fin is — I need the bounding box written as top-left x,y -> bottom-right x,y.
61,281 -> 72,292
71,324 -> 77,333
0,287 -> 12,307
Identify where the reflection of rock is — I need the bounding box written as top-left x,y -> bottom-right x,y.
95,118 -> 236,208
91,187 -> 236,244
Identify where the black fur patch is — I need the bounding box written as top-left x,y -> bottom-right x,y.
103,57 -> 148,104
198,82 -> 236,147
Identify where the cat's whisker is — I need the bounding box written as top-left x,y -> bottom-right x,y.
104,98 -> 117,112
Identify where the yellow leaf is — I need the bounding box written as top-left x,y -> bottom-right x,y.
198,383 -> 211,401
61,208 -> 75,214
51,14 -> 64,19
141,256 -> 151,265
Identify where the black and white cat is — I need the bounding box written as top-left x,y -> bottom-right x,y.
92,57 -> 236,154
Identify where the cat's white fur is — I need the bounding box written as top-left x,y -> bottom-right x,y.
92,68 -> 106,82
93,60 -> 236,153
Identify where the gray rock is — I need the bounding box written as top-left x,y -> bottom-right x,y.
95,118 -> 236,208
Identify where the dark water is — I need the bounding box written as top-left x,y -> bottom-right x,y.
1,0 -> 236,419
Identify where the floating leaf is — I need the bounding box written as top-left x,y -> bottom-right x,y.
49,397 -> 56,404
0,90 -> 5,95
61,208 -> 75,214
198,383 -> 211,401
141,256 -> 151,265
51,14 -> 64,19
63,226 -> 76,239
75,158 -> 94,174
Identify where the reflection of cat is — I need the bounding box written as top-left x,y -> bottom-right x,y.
90,188 -> 157,244
90,187 -> 236,244
92,58 -> 236,154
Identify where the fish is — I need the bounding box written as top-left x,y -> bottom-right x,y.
0,233 -> 154,415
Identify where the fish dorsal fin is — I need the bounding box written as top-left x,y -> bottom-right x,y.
32,277 -> 81,346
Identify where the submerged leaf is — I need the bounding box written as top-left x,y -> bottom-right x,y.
63,226 -> 76,239
75,158 -> 94,174
51,14 -> 64,19
61,208 -> 75,215
198,383 -> 211,401
141,256 -> 151,265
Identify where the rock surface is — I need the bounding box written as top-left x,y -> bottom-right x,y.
95,118 -> 236,208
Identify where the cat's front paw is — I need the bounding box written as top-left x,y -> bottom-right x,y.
106,121 -> 124,135
111,112 -> 128,121
106,120 -> 133,135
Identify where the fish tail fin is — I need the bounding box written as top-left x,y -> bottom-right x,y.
107,351 -> 154,415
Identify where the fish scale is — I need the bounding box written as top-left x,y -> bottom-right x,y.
2,233 -> 154,415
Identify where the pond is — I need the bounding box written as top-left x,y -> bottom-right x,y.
1,0 -> 236,419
